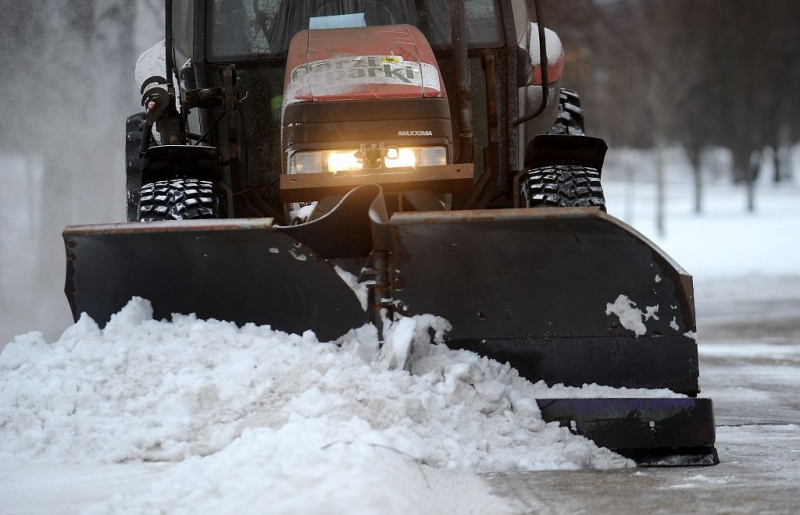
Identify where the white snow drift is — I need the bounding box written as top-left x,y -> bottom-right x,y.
0,297 -> 689,511
0,298 -> 660,469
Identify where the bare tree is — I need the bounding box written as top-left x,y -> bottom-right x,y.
544,0 -> 800,215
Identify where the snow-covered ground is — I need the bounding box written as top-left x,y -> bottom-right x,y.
1,148 -> 799,513
603,147 -> 800,281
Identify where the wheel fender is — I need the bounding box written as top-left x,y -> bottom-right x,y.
140,145 -> 225,185
523,134 -> 608,172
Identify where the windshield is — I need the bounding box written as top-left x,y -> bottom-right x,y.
207,0 -> 503,62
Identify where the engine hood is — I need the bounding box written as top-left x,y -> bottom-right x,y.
284,24 -> 445,105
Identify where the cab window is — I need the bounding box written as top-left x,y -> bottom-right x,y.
207,0 -> 503,62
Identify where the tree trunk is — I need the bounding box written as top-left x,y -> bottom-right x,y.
655,137 -> 666,237
746,151 -> 759,213
732,147 -> 748,184
685,145 -> 703,214
772,146 -> 782,184
730,146 -> 757,213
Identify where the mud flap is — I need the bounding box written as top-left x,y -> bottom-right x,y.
388,207 -> 701,394
64,219 -> 367,341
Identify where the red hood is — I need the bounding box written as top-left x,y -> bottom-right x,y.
284,24 -> 445,105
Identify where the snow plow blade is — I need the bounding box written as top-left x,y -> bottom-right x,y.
64,195 -> 716,465
536,398 -> 718,466
387,207 -> 718,465
389,207 -> 700,394
63,219 -> 366,341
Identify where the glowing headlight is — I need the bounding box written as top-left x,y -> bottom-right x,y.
383,147 -> 416,168
289,147 -> 447,174
327,150 -> 363,173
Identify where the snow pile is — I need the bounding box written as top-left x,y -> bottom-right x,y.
0,298 -> 643,471
1,298 -> 691,511
83,425 -> 517,515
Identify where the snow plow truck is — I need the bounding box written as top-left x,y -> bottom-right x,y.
63,0 -> 718,466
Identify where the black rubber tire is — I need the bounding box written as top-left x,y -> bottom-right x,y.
126,113 -> 146,222
548,89 -> 585,136
519,165 -> 606,210
137,178 -> 222,221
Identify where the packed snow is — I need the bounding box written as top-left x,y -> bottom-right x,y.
605,295 -> 660,337
0,298 -> 643,470
2,295 -> 692,512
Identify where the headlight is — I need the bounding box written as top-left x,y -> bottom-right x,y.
383,147 -> 416,169
289,146 -> 447,174
327,150 -> 363,173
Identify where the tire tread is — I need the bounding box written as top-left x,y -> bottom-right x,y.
519,165 -> 606,210
548,89 -> 585,136
137,178 -> 220,221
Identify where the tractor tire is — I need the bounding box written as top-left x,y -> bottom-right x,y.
519,165 -> 606,210
126,112 -> 147,222
548,89 -> 585,136
137,178 -> 224,221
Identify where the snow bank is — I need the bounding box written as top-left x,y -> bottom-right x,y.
82,427 -> 518,515
0,298 -> 645,471
0,298 -> 691,511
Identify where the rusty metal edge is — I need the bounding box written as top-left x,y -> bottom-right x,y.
63,218 -> 275,237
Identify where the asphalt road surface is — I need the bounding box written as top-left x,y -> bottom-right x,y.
488,276 -> 800,514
